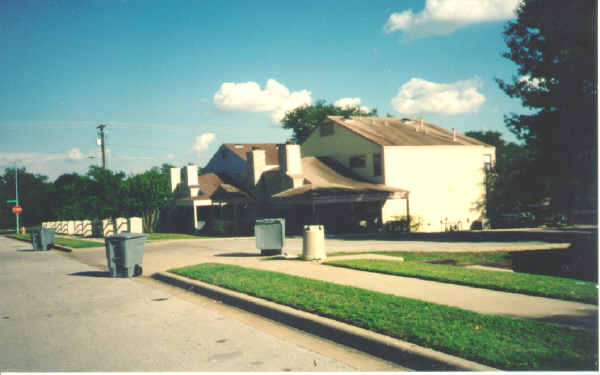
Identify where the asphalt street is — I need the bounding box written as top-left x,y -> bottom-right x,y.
0,236 -> 401,372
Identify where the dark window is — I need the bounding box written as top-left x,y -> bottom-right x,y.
350,155 -> 366,168
320,123 -> 334,137
484,154 -> 492,172
373,153 -> 382,176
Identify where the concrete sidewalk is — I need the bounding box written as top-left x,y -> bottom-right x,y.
62,236 -> 597,331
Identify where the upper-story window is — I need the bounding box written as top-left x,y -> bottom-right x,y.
320,123 -> 334,137
350,155 -> 366,168
373,153 -> 382,176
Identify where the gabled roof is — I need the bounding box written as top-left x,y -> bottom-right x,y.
187,172 -> 249,201
272,157 -> 407,199
326,116 -> 490,147
223,143 -> 280,165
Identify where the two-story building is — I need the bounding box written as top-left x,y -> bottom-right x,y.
169,116 -> 495,234
301,116 -> 495,231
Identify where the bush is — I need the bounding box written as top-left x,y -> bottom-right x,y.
211,219 -> 233,235
384,215 -> 422,232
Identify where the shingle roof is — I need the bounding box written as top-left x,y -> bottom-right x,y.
272,157 -> 407,199
223,143 -> 280,165
326,116 -> 489,147
187,173 -> 249,200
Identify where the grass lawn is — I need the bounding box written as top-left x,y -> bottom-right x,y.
7,234 -> 103,248
324,259 -> 597,304
147,233 -> 207,241
170,263 -> 597,371
329,250 -> 512,266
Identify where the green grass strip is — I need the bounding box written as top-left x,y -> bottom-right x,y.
170,263 -> 597,371
328,250 -> 512,265
8,234 -> 103,248
147,233 -> 209,240
324,259 -> 598,304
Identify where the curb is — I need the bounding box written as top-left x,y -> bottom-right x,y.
153,271 -> 498,372
5,235 -> 73,252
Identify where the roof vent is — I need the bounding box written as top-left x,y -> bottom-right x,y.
420,119 -> 424,132
452,128 -> 456,142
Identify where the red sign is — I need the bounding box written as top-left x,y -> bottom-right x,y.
12,205 -> 22,214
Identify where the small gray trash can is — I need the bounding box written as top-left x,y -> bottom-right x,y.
31,228 -> 55,251
105,232 -> 148,277
255,218 -> 285,255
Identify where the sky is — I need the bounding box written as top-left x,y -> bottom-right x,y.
0,0 -> 529,181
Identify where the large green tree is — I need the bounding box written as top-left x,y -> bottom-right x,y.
497,0 -> 597,220
86,165 -> 127,220
51,173 -> 92,220
281,100 -> 377,144
0,168 -> 52,229
124,165 -> 173,233
465,131 -> 541,225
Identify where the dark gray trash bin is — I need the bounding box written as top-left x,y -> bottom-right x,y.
31,228 -> 55,251
105,232 -> 148,277
255,218 -> 285,255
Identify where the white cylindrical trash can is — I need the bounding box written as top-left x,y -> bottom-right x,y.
303,225 -> 326,260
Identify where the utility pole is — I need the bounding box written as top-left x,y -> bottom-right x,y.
97,123 -> 106,168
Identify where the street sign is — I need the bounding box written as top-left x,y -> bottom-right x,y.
6,199 -> 17,203
12,205 -> 22,214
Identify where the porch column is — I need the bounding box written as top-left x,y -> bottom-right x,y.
192,202 -> 198,231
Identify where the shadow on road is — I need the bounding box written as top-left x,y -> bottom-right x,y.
68,270 -> 112,278
16,249 -> 36,252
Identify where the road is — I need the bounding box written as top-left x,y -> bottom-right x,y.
0,236 -> 402,372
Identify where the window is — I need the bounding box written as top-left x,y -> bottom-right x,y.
320,123 -> 334,137
484,154 -> 492,172
350,155 -> 366,168
373,153 -> 382,176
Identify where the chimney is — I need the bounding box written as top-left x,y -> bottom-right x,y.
420,118 -> 424,132
247,148 -> 266,189
452,128 -> 456,142
279,143 -> 302,176
170,167 -> 181,193
184,165 -> 198,186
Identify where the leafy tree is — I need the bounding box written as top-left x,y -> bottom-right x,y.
51,173 -> 92,220
86,165 -> 127,220
281,99 -> 377,144
124,166 -> 172,233
496,0 -> 597,221
465,131 -> 541,225
0,168 -> 52,229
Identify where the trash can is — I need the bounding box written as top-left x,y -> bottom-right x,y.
303,225 -> 326,260
31,228 -> 55,251
105,232 -> 148,277
255,218 -> 285,255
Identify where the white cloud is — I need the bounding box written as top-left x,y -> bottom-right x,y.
193,133 -> 215,155
167,153 -> 175,160
384,0 -> 521,38
519,75 -> 549,91
213,79 -> 312,122
391,77 -> 486,115
334,97 -> 371,113
67,148 -> 85,160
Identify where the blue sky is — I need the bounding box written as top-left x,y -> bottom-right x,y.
1,0 -> 526,180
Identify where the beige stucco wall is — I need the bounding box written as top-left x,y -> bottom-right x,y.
382,145 -> 495,232
302,121 -> 384,184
